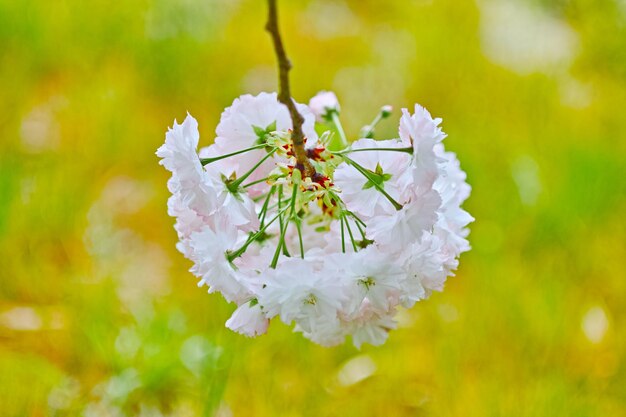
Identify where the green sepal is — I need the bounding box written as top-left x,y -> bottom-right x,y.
252,121 -> 278,145
357,238 -> 374,249
252,124 -> 266,137
361,165 -> 392,190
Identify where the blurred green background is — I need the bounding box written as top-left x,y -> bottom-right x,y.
1,0 -> 625,415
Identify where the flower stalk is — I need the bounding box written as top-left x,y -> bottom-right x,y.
330,111 -> 348,149
227,148 -> 277,192
359,105 -> 393,139
270,185 -> 291,268
266,0 -> 316,178
200,143 -> 267,166
227,204 -> 291,262
333,146 -> 413,156
342,155 -> 404,211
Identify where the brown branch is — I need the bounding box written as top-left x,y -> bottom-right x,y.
265,0 -> 316,178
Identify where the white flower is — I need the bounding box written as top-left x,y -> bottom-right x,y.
216,93 -> 318,149
215,187 -> 260,233
199,143 -> 269,199
328,248 -> 404,313
344,300 -> 398,349
367,188 -> 442,251
434,145 -> 471,208
258,258 -> 348,337
430,143 -> 474,267
156,114 -> 218,219
433,144 -> 474,242
296,316 -> 346,347
167,198 -> 204,240
158,96 -> 472,348
225,301 -> 269,337
321,214 -> 360,254
188,219 -> 251,303
334,138 -> 412,219
157,114 -> 202,188
212,93 -> 318,193
399,104 -> 446,189
399,234 -> 448,307
308,91 -> 340,122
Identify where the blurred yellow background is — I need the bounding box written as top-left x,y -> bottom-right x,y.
1,0 -> 625,415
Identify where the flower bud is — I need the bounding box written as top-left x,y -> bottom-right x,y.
380,105 -> 393,118
225,301 -> 269,337
359,125 -> 374,139
309,91 -> 340,122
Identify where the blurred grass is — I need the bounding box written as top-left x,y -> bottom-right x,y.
1,0 -> 625,415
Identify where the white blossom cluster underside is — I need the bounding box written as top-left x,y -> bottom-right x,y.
157,92 -> 473,348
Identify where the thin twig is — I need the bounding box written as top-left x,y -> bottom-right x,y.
266,0 -> 316,178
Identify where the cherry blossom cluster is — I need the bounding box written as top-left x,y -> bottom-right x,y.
157,92 -> 473,347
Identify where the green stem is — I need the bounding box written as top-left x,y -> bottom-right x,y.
289,183 -> 298,217
271,185 -> 284,268
200,143 -> 267,166
352,215 -> 367,240
228,148 -> 277,191
334,146 -> 413,156
340,215 -> 346,253
276,185 -> 290,257
265,201 -> 281,213
331,111 -> 348,149
347,210 -> 367,229
252,192 -> 269,203
344,215 -> 358,252
360,106 -> 392,138
258,185 -> 276,226
270,240 -> 283,268
295,218 -> 304,258
360,113 -> 383,139
282,187 -> 291,257
244,176 -> 271,188
270,185 -> 287,268
288,183 -> 304,258
227,205 -> 290,261
343,156 -> 403,211
360,113 -> 382,139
